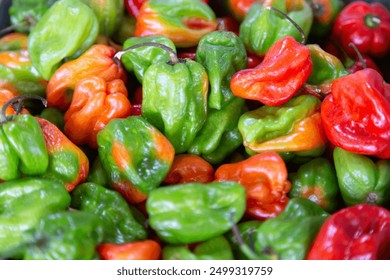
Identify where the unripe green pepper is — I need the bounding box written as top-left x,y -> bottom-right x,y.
38,107 -> 64,131
0,178 -> 71,258
87,156 -> 109,187
146,181 -> 247,244
333,147 -> 390,206
24,211 -> 104,260
195,30 -> 247,110
163,235 -> 234,260
71,182 -> 147,244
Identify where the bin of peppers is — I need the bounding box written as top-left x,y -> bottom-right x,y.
0,0 -> 390,260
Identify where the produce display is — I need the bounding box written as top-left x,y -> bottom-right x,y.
0,0 -> 390,260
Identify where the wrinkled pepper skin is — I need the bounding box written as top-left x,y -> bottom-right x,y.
97,116 -> 175,203
27,0 -> 99,80
188,97 -> 245,165
163,235 -> 234,260
321,69 -> 390,159
135,0 -> 217,48
307,204 -> 390,260
195,30 -> 247,110
333,147 -> 390,207
163,154 -> 214,185
46,44 -> 126,111
0,178 -> 70,258
64,77 -> 132,148
146,181 -> 246,244
239,0 -> 313,56
36,118 -> 89,192
0,33 -> 28,51
288,157 -> 340,213
255,198 -> 329,260
71,182 -> 147,244
121,36 -> 177,84
230,36 -> 312,106
142,58 -> 208,154
98,240 -> 161,260
215,151 -> 291,220
24,211 -> 104,260
238,95 -> 327,157
0,114 -> 49,181
0,50 -> 47,97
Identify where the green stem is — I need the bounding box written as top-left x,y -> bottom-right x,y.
364,14 -> 381,28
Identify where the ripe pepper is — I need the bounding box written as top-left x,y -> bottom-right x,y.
87,156 -> 109,187
188,97 -> 245,165
239,0 -> 313,56
97,116 -> 175,204
224,0 -> 256,22
162,235 -> 234,260
195,30 -> 247,110
254,197 -> 329,260
0,33 -> 28,51
333,147 -> 390,207
0,49 -> 47,97
0,96 -> 49,181
163,154 -> 214,185
46,44 -> 126,111
214,151 -> 291,220
230,36 -> 312,106
121,36 -> 177,84
27,0 -> 99,80
36,117 -> 89,192
98,240 -> 161,260
71,182 -> 147,244
238,95 -> 327,157
146,181 -> 246,244
307,204 -> 390,260
63,77 -> 132,148
331,1 -> 390,58
321,68 -> 390,159
288,157 -> 340,213
0,178 -> 71,258
24,211 -> 104,260
141,54 -> 208,154
135,0 -> 217,48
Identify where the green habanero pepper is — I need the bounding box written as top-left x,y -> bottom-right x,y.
254,197 -> 329,260
38,106 -> 64,131
24,211 -> 104,260
0,178 -> 70,258
97,116 -> 175,204
71,182 -> 147,244
333,147 -> 390,206
162,235 -> 234,260
27,0 -> 99,80
87,156 -> 109,187
195,30 -> 247,110
146,181 -> 246,244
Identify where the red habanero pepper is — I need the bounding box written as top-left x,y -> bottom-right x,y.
214,151 -> 291,220
98,240 -> 161,260
321,68 -> 390,159
307,204 -> 390,260
331,1 -> 390,58
230,36 -> 312,106
163,154 -> 214,185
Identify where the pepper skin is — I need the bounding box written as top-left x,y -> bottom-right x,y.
146,181 -> 246,244
0,33 -> 28,51
98,240 -> 161,260
307,204 -> 390,260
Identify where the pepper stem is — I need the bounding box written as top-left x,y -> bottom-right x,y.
0,16 -> 36,37
348,42 -> 367,69
0,94 -> 47,124
113,42 -> 180,66
364,14 -> 381,29
366,192 -> 379,204
265,6 -> 306,44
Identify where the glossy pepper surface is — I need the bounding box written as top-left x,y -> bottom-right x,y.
146,181 -> 246,244
307,204 -> 390,260
97,116 -> 175,203
230,36 -> 312,106
98,240 -> 161,260
333,147 -> 390,206
27,0 -> 99,80
135,0 -> 217,48
215,151 -> 291,220
321,68 -> 390,159
71,182 -> 147,244
0,178 -> 71,258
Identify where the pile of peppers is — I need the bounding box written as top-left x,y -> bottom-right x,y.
0,0 -> 390,260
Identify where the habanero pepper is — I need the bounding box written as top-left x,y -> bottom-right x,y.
98,240 -> 161,260
0,33 -> 28,51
